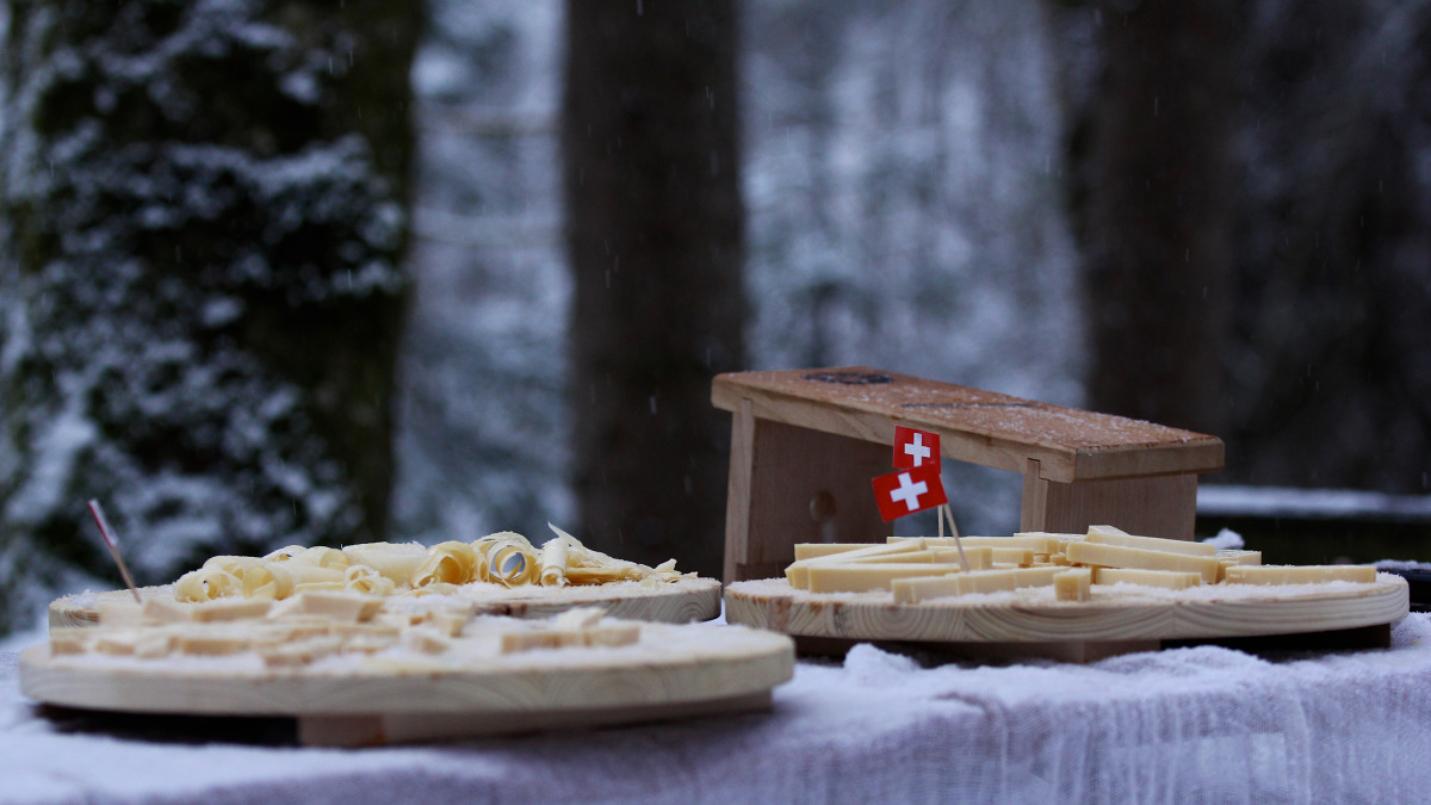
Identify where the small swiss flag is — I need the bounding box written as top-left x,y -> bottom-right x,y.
893,426 -> 940,471
871,464 -> 948,522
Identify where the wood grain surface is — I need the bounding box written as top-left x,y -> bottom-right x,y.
724,577 -> 1408,645
20,620 -> 794,745
712,367 -> 1224,482
49,577 -> 723,631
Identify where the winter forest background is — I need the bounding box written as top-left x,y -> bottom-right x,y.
3,0 -> 1431,636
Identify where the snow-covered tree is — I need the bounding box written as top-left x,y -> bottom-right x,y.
0,0 -> 419,634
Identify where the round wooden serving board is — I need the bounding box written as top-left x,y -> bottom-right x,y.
21,619 -> 793,746
49,576 -> 723,631
724,576 -> 1409,647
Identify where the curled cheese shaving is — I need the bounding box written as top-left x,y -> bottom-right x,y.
174,568 -> 242,602
264,545 -> 307,563
411,541 -> 477,588
241,564 -> 294,601
472,532 -> 540,587
201,555 -> 265,579
288,546 -> 350,570
242,563 -> 344,601
539,537 -> 571,587
345,565 -> 397,597
167,526 -> 694,606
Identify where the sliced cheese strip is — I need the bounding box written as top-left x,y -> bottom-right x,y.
259,635 -> 343,667
1223,565 -> 1376,585
1213,549 -> 1263,583
786,541 -> 925,589
94,632 -> 140,656
189,599 -> 274,622
990,547 -> 1035,565
269,592 -> 380,623
500,631 -> 559,653
500,622 -> 642,654
1084,525 -> 1216,556
142,598 -> 192,624
424,607 -> 475,637
1094,567 -> 1202,590
855,550 -> 938,565
891,566 -> 1062,603
551,606 -> 606,631
583,623 -> 641,648
1066,540 -> 1221,584
133,632 -> 175,659
929,546 -> 994,570
806,562 -> 965,594
176,634 -> 249,656
915,535 -> 1057,554
405,628 -> 451,654
49,628 -> 90,656
793,543 -> 884,561
1012,532 -> 1083,553
1054,568 -> 1092,602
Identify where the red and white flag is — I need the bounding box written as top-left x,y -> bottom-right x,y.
893,426 -> 940,471
871,464 -> 948,521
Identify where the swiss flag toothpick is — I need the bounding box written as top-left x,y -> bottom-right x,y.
871,464 -> 948,522
893,426 -> 940,471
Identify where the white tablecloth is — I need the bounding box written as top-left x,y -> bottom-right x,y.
6,615 -> 1431,804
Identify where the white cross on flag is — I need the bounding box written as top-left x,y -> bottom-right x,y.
893,426 -> 940,471
871,464 -> 948,522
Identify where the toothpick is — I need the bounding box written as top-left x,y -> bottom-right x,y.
941,503 -> 960,539
88,500 -> 142,604
942,504 -> 969,570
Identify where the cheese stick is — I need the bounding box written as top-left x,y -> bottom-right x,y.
1065,541 -> 1221,584
1094,568 -> 1202,590
806,562 -> 966,594
1223,565 -> 1376,585
1084,525 -> 1216,556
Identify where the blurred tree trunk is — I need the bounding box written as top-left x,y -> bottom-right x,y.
0,0 -> 419,632
1227,0 -> 1431,492
563,0 -> 746,578
1076,0 -> 1240,437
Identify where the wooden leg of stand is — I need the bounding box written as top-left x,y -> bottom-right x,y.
1021,459 -> 1199,541
723,402 -> 889,583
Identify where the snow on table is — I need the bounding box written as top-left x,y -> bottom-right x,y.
6,616 -> 1431,804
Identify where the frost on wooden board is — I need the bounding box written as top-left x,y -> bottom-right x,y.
0,0 -> 411,635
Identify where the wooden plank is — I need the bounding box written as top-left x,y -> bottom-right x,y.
725,414 -> 889,583
1022,470 -> 1200,541
724,577 -> 1408,645
712,368 -> 1224,482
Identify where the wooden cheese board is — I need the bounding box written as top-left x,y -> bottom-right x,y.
21,616 -> 794,746
724,575 -> 1409,662
49,576 -> 723,631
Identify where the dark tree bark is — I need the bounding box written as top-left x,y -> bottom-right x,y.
1227,0 -> 1431,492
563,0 -> 746,578
1077,0 -> 1240,437
0,0 -> 419,632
